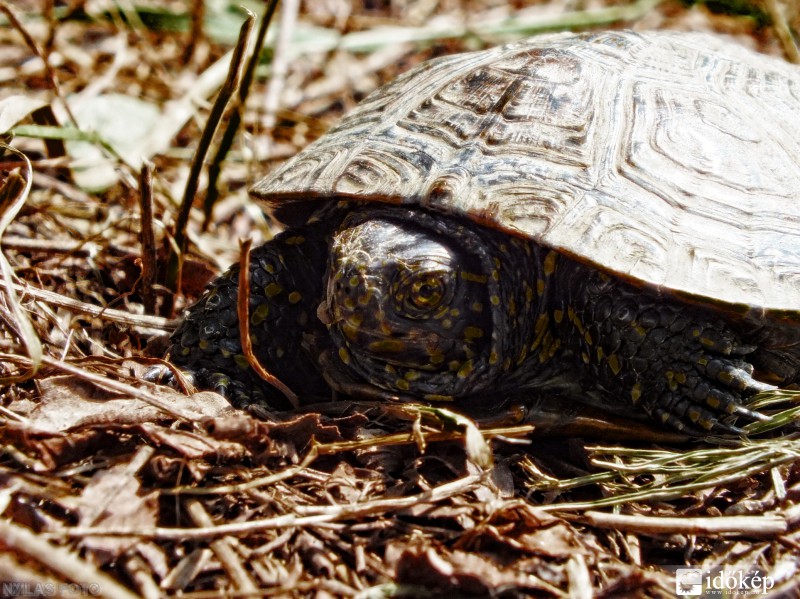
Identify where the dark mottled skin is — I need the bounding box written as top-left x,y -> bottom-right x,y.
169,217 -> 339,410
167,205 -> 794,434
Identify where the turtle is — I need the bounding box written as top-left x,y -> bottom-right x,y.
168,30 -> 800,435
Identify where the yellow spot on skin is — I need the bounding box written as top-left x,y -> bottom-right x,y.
539,331 -> 553,363
449,360 -> 462,372
450,309 -> 460,317
338,347 -> 351,365
631,383 -> 641,403
634,325 -> 647,337
489,351 -> 499,365
571,311 -> 585,334
581,352 -> 590,364
286,235 -> 306,245
526,285 -> 534,302
491,295 -> 501,306
430,353 -> 445,365
344,297 -> 356,310
706,394 -> 721,409
699,337 -> 716,348
404,370 -> 420,381
234,354 -> 249,369
435,306 -> 449,319
687,407 -> 702,423
471,302 -> 483,312
596,347 -> 604,361
252,303 -> 270,325
697,357 -> 709,366
442,319 -> 453,329
543,251 -> 557,276
358,293 -> 372,306
342,324 -> 359,343
516,345 -> 528,365
509,298 -> 517,317
553,309 -> 564,324
395,379 -> 410,391
424,394 -> 453,402
265,264 -> 275,274
369,339 -> 406,353
461,271 -> 487,284
491,270 -> 500,281
265,282 -> 282,297
464,326 -> 483,340
675,372 -> 687,384
198,340 -> 209,351
537,279 -> 545,296
607,354 -> 621,375
288,291 -> 302,304
584,331 -> 593,345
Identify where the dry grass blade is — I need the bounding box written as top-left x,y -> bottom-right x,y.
0,144 -> 41,382
527,437 -> 800,510
59,473 -> 484,541
0,278 -> 174,330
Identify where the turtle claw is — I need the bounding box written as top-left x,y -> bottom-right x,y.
650,354 -> 775,434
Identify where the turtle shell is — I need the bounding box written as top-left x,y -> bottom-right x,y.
251,30 -> 800,314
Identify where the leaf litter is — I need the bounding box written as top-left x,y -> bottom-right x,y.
0,0 -> 799,596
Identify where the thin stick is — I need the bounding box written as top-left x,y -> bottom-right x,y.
138,161 -> 158,314
237,237 -> 299,406
203,0 -> 281,226
580,510 -> 789,538
0,518 -> 140,599
58,474 -> 484,540
165,11 -> 256,297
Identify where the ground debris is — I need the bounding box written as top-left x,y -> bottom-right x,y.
0,0 -> 798,596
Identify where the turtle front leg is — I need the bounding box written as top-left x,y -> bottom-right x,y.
168,220 -> 334,410
554,261 -> 771,434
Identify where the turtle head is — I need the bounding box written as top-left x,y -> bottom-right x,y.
319,206 -> 537,400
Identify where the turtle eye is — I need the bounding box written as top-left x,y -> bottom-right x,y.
394,267 -> 452,318
410,275 -> 445,309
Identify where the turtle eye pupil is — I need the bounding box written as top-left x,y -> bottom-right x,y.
394,268 -> 452,318
411,278 -> 443,309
